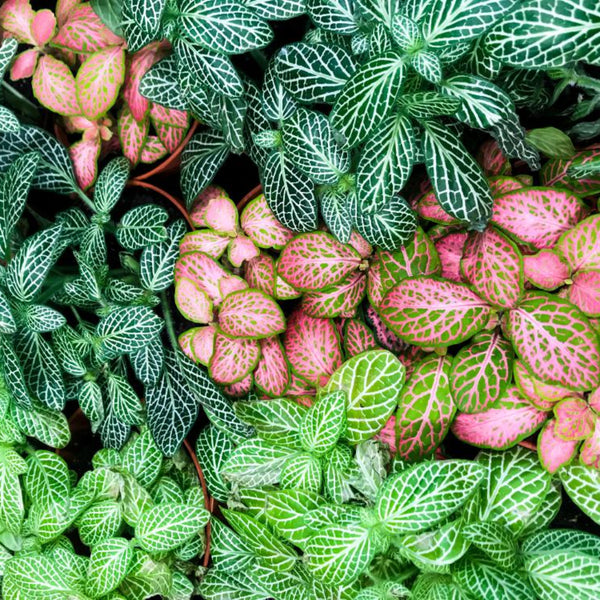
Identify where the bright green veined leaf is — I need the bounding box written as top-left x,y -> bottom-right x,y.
519,480 -> 562,539
121,429 -> 162,488
116,204 -> 168,251
307,0 -> 359,34
560,464 -> 600,526
24,450 -> 70,511
0,446 -> 25,535
11,403 -> 71,448
196,425 -> 234,502
86,537 -> 133,599
375,460 -> 485,534
0,38 -> 18,77
78,500 -> 123,545
410,50 -> 442,83
319,186 -> 353,243
93,157 -> 129,215
300,390 -> 346,456
463,521 -> 518,569
522,529 -> 600,558
0,337 -> 33,409
79,380 -> 104,429
210,517 -> 255,573
422,119 -> 493,229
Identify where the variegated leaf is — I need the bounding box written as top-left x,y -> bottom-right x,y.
32,55 -> 80,117
555,214 -> 600,272
560,464 -> 600,526
523,250 -> 570,291
302,271 -> 367,318
209,334 -> 260,385
537,418 -> 579,474
554,397 -> 595,441
255,336 -> 289,397
241,193 -> 294,250
342,319 -> 378,357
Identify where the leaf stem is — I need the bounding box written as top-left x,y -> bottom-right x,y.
75,187 -> 96,212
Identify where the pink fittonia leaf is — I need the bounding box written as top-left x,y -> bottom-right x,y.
118,107 -> 149,165
56,0 -> 78,25
342,319 -> 378,358
580,417 -> 600,469
10,48 -> 38,80
538,419 -> 579,474
506,291 -> 600,391
554,397 -> 595,441
175,252 -> 229,303
555,214 -> 600,273
123,43 -> 165,121
540,145 -> 600,197
209,334 -> 260,385
178,328 -> 197,362
366,252 -> 386,307
590,386 -> 600,412
274,274 -> 301,301
434,232 -> 468,282
32,55 -> 80,116
241,193 -> 294,250
452,386 -> 548,450
287,373 -> 316,398
175,278 -> 213,324
52,3 -> 122,53
460,227 -> 524,309
228,235 -> 259,268
491,187 -> 586,249
523,250 -> 570,291
150,104 -> 189,152
348,232 -> 372,259
140,135 -> 168,163
365,305 -> 406,353
255,337 -> 289,397
283,310 -> 343,387
69,137 -> 100,190
205,195 -> 238,236
76,46 -> 125,120
513,360 -> 578,406
379,277 -> 492,347
189,185 -> 229,228
187,325 -> 217,366
515,175 -> 534,186
224,374 -> 253,398
31,9 -> 56,46
244,254 -> 276,296
179,230 -> 230,259
278,232 -> 362,291
565,271 -> 600,317
375,416 -> 397,453
477,140 -> 511,176
218,275 -> 248,299
487,176 -> 526,198
450,331 -> 513,414
218,289 -> 285,339
0,0 -> 35,44
302,271 -> 367,318
416,190 -> 460,225
396,355 -> 456,462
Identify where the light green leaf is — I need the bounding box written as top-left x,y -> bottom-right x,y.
94,157 -> 129,214
86,537 -> 133,599
300,390 -> 346,455
560,464 -> 600,526
0,447 -> 25,534
11,403 -> 71,448
281,452 -> 322,493
463,521 -> 518,569
24,450 -> 70,510
79,380 -> 104,429
121,473 -> 153,527
522,529 -> 600,558
210,518 -> 255,573
519,480 -> 562,538
79,500 -> 123,545
195,425 -> 234,503
122,430 -> 162,488
527,127 -> 576,160
0,337 -> 32,409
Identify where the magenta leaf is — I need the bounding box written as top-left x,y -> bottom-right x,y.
209,334 -> 260,385
204,194 -> 238,236
491,187 -> 586,249
375,416 -> 397,453
0,0 -> 36,44
189,186 -> 229,228
287,373 -> 316,398
32,54 -> 80,116
69,137 -> 101,190
31,9 -> 55,46
580,418 -> 600,469
380,277 -> 492,347
123,43 -> 165,121
342,319 -> 379,358
240,193 -> 294,250
348,232 -> 372,259
274,274 -> 301,301
254,337 -> 289,397
244,254 -> 276,296
452,386 -> 548,449
554,397 -> 595,441
513,360 -> 579,406
450,331 -> 513,413
417,190 -> 460,225
477,140 -> 511,176
555,214 -> 600,273
487,176 -> 526,198
185,325 -> 217,366
302,271 -> 367,318
278,232 -> 362,291
76,46 -> 125,120
366,252 -> 386,307
178,328 -> 197,362
10,48 -> 38,80
218,274 -> 248,299
396,355 -> 456,461
564,270 -> 600,317
434,232 -> 468,282
228,235 -> 259,268
590,386 -> 600,412
175,278 -> 213,324
365,305 -> 407,354
140,136 -> 167,163
118,107 -> 149,165
179,230 -> 230,259
523,250 -> 570,291
506,291 -> 600,391
218,289 -> 285,339
537,419 -> 579,474
461,227 -> 524,309
283,310 -> 343,387
174,251 -> 229,304
150,104 -> 189,153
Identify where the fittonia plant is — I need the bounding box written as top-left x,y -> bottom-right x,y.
0,428 -> 210,599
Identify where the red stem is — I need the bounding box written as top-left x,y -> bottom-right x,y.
517,439 -> 537,452
237,183 -> 263,211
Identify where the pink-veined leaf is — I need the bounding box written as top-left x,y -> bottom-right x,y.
254,336 -> 289,397
228,235 -> 259,268
515,175 -> 534,186
56,0 -> 78,25
244,254 -> 276,296
452,386 -> 548,450
10,48 -> 38,80
287,373 -> 316,398
224,374 -> 253,397
274,274 -> 301,300
590,386 -> 600,412
178,328 -> 197,362
491,187 -> 586,249
376,416 -> 397,453
218,289 -> 285,339
283,310 -> 343,388
123,43 -> 165,121
342,319 -> 378,358
140,135 -> 167,163
218,275 -> 248,299
175,277 -> 213,324
278,232 -> 362,291
380,277 -> 492,347
564,270 -> 600,317
189,185 -> 229,228
513,360 -> 579,406
488,176 -> 527,198
416,190 -> 460,225
396,355 -> 456,462
523,250 -> 570,291
69,137 -> 100,190
555,214 -> 600,273
179,230 -> 230,259
541,145 -> 600,197
76,46 -> 125,120
118,107 -> 149,165
302,271 -> 367,318
461,227 -> 524,309
506,291 -> 600,392
477,140 -> 511,176
32,54 -> 80,116
240,193 -> 294,249
31,9 -> 55,45
209,334 -> 260,385
554,397 -> 595,441
435,232 -> 468,282
450,331 -> 513,413
185,325 -> 217,366
174,252 -> 228,303
52,3 -> 122,53
348,231 -> 372,259
580,417 -> 600,469
204,194 -> 238,236
0,0 -> 35,44
365,305 -> 406,354
150,104 -> 189,152
537,419 -> 579,474
366,252 -> 386,307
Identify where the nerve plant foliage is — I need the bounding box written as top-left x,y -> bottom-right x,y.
194,350 -> 600,599
0,428 -> 209,600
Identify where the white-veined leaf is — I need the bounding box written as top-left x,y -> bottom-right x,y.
560,464 -> 600,526
307,0 -> 359,34
86,537 -> 133,599
93,157 -> 129,215
116,204 -> 168,251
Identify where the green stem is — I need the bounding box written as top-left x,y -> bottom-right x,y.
250,49 -> 268,70
1,81 -> 39,122
75,187 -> 96,212
161,291 -> 179,353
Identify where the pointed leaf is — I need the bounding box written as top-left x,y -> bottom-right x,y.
209,334 -> 260,385
32,55 -> 80,116
255,336 -> 289,397
241,193 -> 294,250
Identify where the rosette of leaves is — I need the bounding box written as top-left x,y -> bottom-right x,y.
0,428 -> 209,600
198,387 -> 600,600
